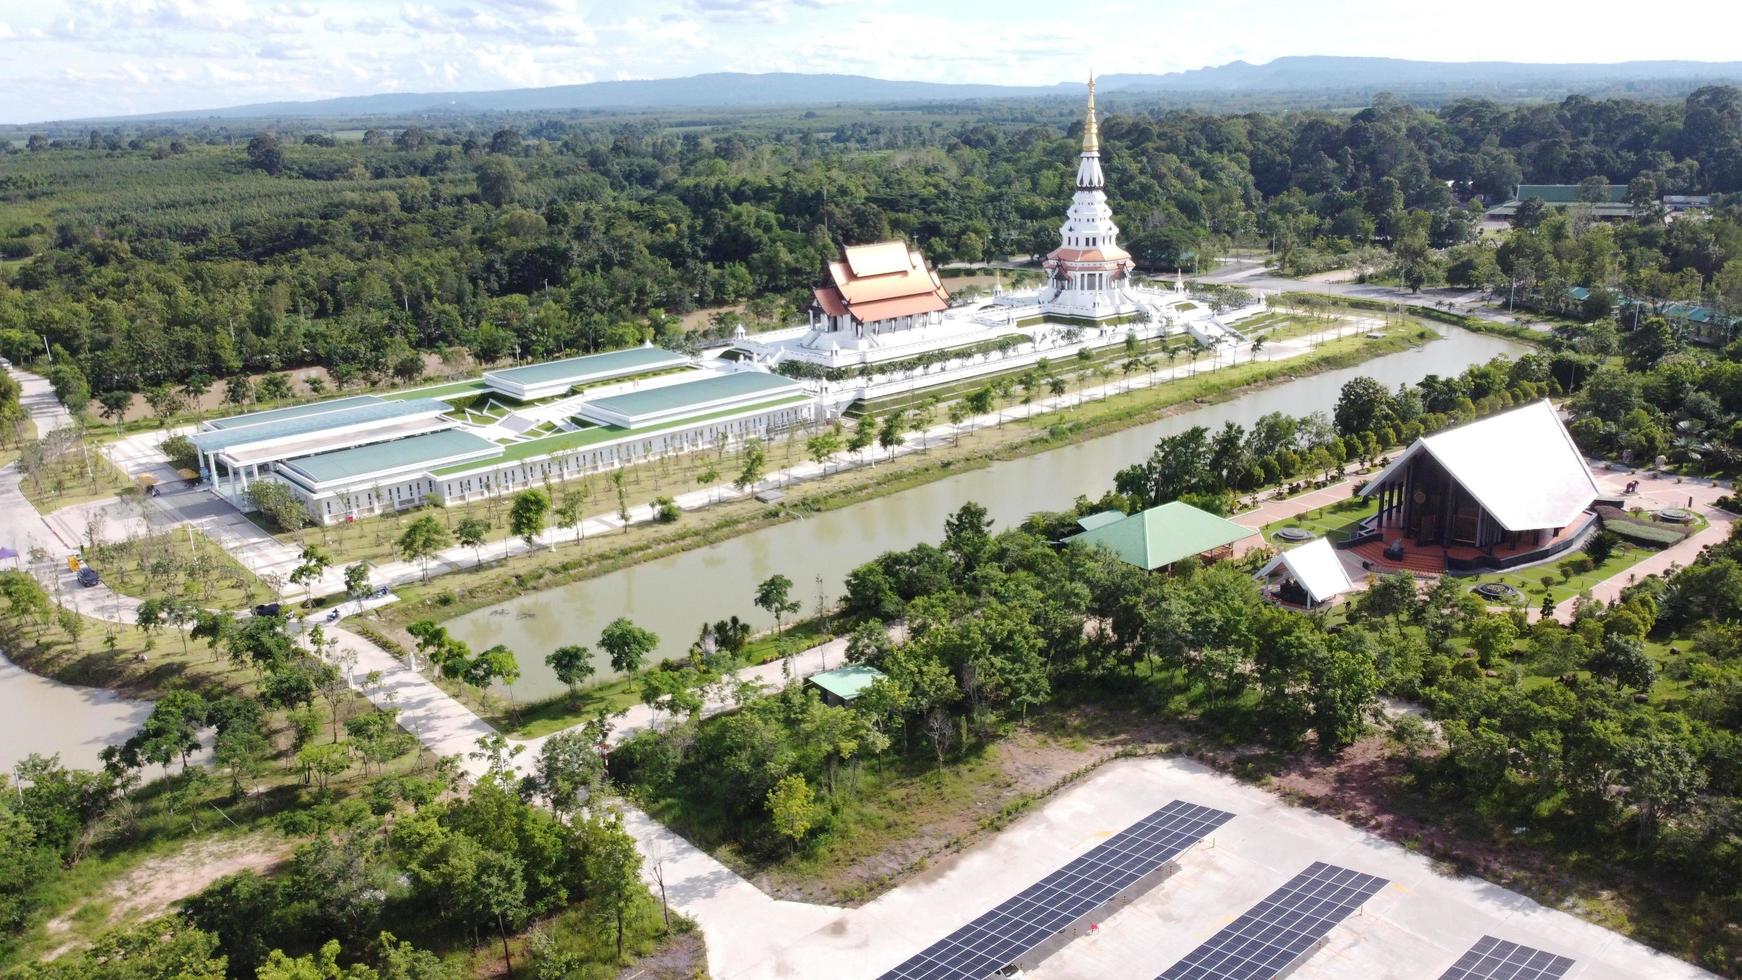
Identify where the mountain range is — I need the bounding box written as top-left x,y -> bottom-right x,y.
91,56 -> 1742,123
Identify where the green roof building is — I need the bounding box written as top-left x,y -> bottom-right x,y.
1064,501 -> 1257,571
806,665 -> 887,706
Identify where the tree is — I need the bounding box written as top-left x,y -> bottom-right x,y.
847,415 -> 876,464
582,815 -> 643,960
545,645 -> 594,704
474,154 -> 522,206
96,390 -> 131,435
554,489 -> 588,545
130,690 -> 209,772
734,438 -> 766,492
599,617 -> 657,682
246,132 -> 285,175
527,720 -> 609,819
288,544 -> 330,598
474,644 -> 522,714
246,481 -> 310,532
454,516 -> 491,567
1584,528 -> 1620,565
397,516 -> 451,582
878,410 -> 905,460
1618,733 -> 1707,845
1333,376 -> 1395,436
508,489 -> 550,548
1466,612 -> 1519,668
941,501 -> 994,575
766,773 -> 820,848
343,562 -> 370,602
807,428 -> 842,474
1588,633 -> 1655,690
754,574 -> 800,636
225,375 -> 254,408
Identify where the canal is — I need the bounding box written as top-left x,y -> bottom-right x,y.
448,325 -> 1531,701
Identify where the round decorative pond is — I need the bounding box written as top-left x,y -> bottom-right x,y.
1658,507 -> 1695,524
1274,526 -> 1314,542
1473,582 -> 1521,602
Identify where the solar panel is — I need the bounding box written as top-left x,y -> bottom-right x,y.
1438,936 -> 1576,980
879,800 -> 1235,980
1154,861 -> 1388,980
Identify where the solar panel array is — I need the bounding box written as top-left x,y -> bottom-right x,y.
1153,861 -> 1388,980
1438,936 -> 1576,980
878,800 -> 1234,980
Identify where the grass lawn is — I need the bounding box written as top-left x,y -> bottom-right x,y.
0,416 -> 37,467
17,443 -> 134,513
1261,495 -> 1379,543
87,528 -> 270,609
1466,539 -> 1665,609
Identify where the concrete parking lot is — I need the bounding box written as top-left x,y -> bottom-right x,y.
745,756 -> 1711,980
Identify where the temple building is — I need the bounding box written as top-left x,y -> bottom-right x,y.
1352,400 -> 1601,573
804,240 -> 951,352
1039,76 -> 1140,322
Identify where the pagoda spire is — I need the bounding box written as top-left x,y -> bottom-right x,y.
1081,73 -> 1099,153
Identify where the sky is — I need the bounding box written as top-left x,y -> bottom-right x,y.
3,0 -> 1742,124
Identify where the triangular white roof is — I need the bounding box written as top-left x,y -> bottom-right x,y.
1361,400 -> 1599,532
1257,537 -> 1354,605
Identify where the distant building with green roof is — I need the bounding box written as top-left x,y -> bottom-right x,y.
1063,501 -> 1257,571
807,665 -> 886,706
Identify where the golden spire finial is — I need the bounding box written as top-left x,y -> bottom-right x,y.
1082,73 -> 1099,153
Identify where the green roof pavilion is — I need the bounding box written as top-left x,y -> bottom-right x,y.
806,665 -> 886,705
1064,501 -> 1256,571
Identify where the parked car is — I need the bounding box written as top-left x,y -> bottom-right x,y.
253,602 -> 281,617
76,567 -> 100,587
370,587 -> 390,599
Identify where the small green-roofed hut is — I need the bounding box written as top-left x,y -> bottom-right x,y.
1063,500 -> 1257,571
806,665 -> 886,706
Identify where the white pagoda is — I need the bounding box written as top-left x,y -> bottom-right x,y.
1039,76 -> 1140,322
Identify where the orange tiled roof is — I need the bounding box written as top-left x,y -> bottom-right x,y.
1046,245 -> 1131,263
815,240 -> 949,324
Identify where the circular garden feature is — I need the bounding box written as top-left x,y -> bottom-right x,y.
1274,526 -> 1314,542
1658,507 -> 1695,524
1473,582 -> 1521,602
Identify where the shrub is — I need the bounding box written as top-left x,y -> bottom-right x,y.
159,434 -> 199,471
1605,520 -> 1685,548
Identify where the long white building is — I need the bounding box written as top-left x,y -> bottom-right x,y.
187,352 -> 815,525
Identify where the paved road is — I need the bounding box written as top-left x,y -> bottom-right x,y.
1172,262 -> 1546,331
321,618 -> 852,980
1546,467 -> 1735,623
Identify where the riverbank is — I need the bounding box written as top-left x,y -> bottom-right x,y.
373,323 -> 1432,640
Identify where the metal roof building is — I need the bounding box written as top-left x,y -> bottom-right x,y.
277,429 -> 503,495
806,665 -> 886,706
483,347 -> 692,400
1064,502 -> 1258,571
573,371 -> 804,429
1360,400 -> 1599,536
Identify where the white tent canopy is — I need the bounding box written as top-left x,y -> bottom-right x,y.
1257,537 -> 1355,606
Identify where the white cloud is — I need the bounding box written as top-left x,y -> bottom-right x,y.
4,0 -> 1742,124
257,39 -> 312,59
472,42 -> 596,88
686,0 -> 787,23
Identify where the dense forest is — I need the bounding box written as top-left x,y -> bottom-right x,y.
2,88 -> 1741,411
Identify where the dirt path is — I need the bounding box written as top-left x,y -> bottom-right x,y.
43,830 -> 292,955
